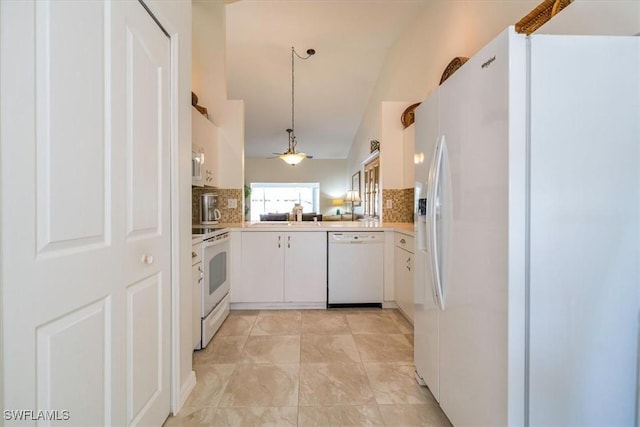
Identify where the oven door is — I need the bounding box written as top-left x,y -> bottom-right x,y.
201,233 -> 230,317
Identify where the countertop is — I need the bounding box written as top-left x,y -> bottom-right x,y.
193,221 -> 414,236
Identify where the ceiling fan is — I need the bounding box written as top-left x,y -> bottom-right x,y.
268,46 -> 316,166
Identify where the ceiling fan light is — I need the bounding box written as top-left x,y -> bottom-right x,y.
280,152 -> 306,165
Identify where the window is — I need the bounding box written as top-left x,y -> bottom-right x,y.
363,157 -> 380,218
249,183 -> 320,221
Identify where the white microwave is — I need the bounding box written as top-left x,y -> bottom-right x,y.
192,148 -> 204,186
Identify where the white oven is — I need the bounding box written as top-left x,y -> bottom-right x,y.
197,231 -> 230,349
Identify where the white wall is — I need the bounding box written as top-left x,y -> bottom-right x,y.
538,0 -> 640,35
145,0 -> 193,415
245,158 -> 348,215
192,0 -> 227,116
347,0 -> 640,175
380,101 -> 415,190
347,0 -> 541,174
192,0 -> 245,189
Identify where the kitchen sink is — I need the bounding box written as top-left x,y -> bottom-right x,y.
246,221 -> 322,227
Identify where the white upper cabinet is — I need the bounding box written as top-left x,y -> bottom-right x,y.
192,107 -> 219,187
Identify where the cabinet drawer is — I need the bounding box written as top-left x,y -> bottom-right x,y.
191,243 -> 201,265
394,233 -> 414,253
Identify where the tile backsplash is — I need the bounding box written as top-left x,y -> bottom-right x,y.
382,188 -> 414,223
192,187 -> 244,224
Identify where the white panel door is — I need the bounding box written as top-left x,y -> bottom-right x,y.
0,1 -> 171,426
118,2 -> 171,425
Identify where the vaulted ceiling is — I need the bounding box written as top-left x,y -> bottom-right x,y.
225,1 -> 428,159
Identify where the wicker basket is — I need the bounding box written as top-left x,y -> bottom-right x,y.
439,57 -> 469,85
515,0 -> 573,35
401,103 -> 422,129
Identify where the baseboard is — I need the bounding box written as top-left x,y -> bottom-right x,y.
230,302 -> 326,310
231,301 -> 401,311
174,370 -> 197,415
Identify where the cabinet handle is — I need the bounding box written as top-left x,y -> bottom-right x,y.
198,277 -> 203,283
192,251 -> 197,258
198,266 -> 203,273
141,255 -> 154,265
400,238 -> 406,244
406,257 -> 411,271
278,235 -> 281,248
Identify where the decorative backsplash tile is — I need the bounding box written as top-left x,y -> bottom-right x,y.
192,187 -> 244,224
382,188 -> 414,223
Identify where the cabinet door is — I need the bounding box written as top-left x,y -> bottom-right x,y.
192,106 -> 219,187
192,263 -> 202,349
241,232 -> 284,302
202,120 -> 219,187
394,246 -> 414,322
284,232 -> 327,303
191,107 -> 204,187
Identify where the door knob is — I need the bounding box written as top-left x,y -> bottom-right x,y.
141,255 -> 154,265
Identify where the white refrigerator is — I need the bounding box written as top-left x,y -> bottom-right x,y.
413,26 -> 639,427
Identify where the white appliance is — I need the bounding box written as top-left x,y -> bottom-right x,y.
413,27 -> 639,427
200,192 -> 221,225
197,231 -> 230,349
328,232 -> 384,307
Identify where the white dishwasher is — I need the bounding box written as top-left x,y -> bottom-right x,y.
328,232 -> 384,307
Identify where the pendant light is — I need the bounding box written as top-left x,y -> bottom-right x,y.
280,46 -> 315,166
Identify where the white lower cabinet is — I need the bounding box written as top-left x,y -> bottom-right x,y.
394,233 -> 414,322
241,231 -> 327,304
191,243 -> 203,350
241,232 -> 285,302
284,232 -> 327,302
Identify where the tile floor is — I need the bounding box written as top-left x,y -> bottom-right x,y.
163,309 -> 452,426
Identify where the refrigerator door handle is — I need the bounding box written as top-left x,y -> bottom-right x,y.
429,135 -> 446,310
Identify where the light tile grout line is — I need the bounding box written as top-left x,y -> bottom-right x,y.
180,308 -> 445,426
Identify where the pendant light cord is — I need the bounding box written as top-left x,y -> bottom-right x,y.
290,47 -> 316,152
291,47 -> 295,151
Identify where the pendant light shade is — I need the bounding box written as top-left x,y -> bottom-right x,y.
280,152 -> 307,165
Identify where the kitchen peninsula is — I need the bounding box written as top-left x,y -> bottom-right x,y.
193,221 -> 414,313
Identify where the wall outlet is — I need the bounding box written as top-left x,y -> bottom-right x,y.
227,198 -> 237,209
386,199 -> 393,209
